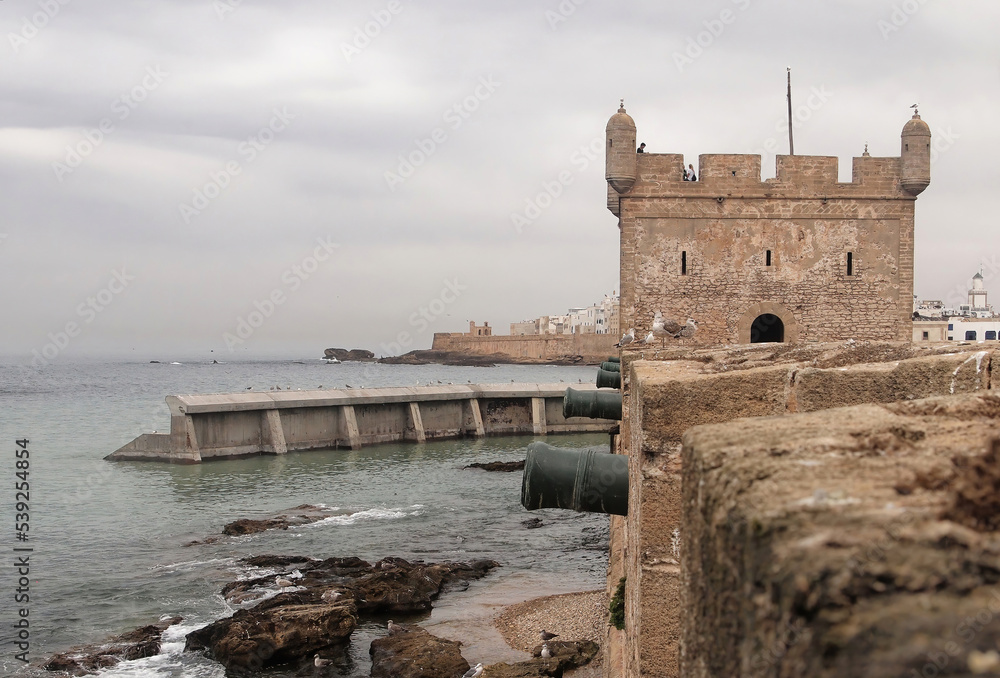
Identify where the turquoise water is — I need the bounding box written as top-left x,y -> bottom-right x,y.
0,357 -> 608,677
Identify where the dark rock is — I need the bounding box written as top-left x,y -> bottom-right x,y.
466,460 -> 526,472
221,505 -> 334,536
200,556 -> 498,672
242,554 -> 317,568
530,640 -> 599,670
184,595 -> 356,675
369,627 -> 469,678
42,616 -> 182,676
324,348 -> 376,362
481,659 -> 562,677
349,558 -> 500,614
521,518 -> 544,529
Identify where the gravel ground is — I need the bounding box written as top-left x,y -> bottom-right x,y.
494,589 -> 608,655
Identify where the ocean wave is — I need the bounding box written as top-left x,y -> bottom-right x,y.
149,558 -> 236,573
307,504 -> 423,528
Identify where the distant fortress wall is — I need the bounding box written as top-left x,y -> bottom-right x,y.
431,332 -> 618,361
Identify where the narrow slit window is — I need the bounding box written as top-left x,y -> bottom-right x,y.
846,252 -> 854,276
608,138 -> 613,148
765,250 -> 772,266
681,251 -> 687,275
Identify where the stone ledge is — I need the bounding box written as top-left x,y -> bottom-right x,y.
681,393 -> 1000,677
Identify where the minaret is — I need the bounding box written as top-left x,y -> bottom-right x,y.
606,100 -> 637,194
969,270 -> 988,309
900,107 -> 931,195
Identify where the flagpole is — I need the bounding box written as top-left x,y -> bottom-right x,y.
786,67 -> 794,155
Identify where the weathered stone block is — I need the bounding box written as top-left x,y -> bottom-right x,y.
794,350 -> 994,412
681,393 -> 1000,678
630,361 -> 792,451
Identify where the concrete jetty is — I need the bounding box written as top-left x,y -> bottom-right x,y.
107,383 -> 614,463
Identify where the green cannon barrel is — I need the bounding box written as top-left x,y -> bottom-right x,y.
606,356 -> 621,363
563,387 -> 622,420
521,441 -> 628,516
600,362 -> 621,373
596,369 -> 621,389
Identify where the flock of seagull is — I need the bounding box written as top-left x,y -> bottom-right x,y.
617,311 -> 697,349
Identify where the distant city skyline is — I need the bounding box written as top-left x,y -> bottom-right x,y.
0,1 -> 996,359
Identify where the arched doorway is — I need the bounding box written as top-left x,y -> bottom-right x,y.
750,314 -> 784,343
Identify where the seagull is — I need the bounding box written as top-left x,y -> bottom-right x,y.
387,620 -> 403,634
540,629 -> 559,641
314,654 -> 333,668
641,331 -> 655,345
275,576 -> 295,588
321,589 -> 343,602
541,643 -> 552,658
677,318 -> 697,339
615,328 -> 636,348
652,311 -> 682,347
462,663 -> 484,678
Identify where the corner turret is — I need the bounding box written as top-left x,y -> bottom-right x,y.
606,101 -> 637,194
900,109 -> 931,195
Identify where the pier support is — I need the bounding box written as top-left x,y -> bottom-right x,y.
342,405 -> 361,450
168,415 -> 202,463
532,397 -> 547,436
468,398 -> 486,437
263,409 -> 287,454
408,402 -> 426,443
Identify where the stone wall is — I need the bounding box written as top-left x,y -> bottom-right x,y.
431,332 -> 617,362
615,155 -> 918,346
682,394 -> 1000,676
610,342 -> 996,677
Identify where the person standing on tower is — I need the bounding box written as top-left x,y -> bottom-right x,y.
637,142 -> 646,153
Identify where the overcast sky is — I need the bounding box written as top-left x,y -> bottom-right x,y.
0,0 -> 996,360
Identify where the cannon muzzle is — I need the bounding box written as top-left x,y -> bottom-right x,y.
606,356 -> 621,364
563,387 -> 622,420
521,441 -> 628,516
596,368 -> 621,389
600,361 -> 621,373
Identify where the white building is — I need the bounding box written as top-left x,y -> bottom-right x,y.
509,293 -> 620,336
946,317 -> 1000,342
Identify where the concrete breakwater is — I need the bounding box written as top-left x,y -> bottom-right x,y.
108,383 -> 615,463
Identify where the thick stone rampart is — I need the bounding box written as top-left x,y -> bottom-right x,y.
431,332 -> 617,362
610,342 -> 996,677
682,394 -> 1000,677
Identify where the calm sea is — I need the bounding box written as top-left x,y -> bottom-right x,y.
0,357 -> 609,677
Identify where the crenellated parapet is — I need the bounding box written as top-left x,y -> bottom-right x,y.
606,103 -> 931,348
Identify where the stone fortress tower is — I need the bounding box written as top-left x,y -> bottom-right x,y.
606,102 -> 931,344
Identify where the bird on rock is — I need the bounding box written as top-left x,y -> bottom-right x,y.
321,589 -> 343,602
652,311 -> 681,346
540,629 -> 559,641
314,654 -> 333,668
616,328 -> 636,348
677,318 -> 697,339
541,643 -> 552,658
275,576 -> 295,588
463,663 -> 484,678
387,620 -> 403,634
